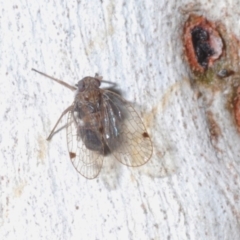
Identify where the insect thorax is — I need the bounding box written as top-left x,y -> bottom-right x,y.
73,89 -> 104,152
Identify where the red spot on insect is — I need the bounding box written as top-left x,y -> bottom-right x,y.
234,86 -> 240,132
69,152 -> 76,159
183,14 -> 223,73
142,132 -> 149,138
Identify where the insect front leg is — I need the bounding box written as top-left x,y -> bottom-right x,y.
47,105 -> 73,141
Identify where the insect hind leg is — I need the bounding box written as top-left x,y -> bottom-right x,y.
47,105 -> 73,141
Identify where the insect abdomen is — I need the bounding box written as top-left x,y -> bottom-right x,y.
80,128 -> 103,152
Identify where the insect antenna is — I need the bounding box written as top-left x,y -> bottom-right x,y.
93,73 -> 117,88
32,68 -> 77,91
100,80 -> 117,87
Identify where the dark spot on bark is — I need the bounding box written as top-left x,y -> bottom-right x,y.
99,126 -> 104,134
217,69 -> 235,78
191,26 -> 214,68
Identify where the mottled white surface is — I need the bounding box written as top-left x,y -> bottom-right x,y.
1,0 -> 240,239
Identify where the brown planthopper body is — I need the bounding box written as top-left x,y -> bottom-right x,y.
32,69 -> 152,179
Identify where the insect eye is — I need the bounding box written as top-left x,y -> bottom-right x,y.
77,80 -> 85,92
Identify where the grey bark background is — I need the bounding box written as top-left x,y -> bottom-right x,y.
1,0 -> 240,239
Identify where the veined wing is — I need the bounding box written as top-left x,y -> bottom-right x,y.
101,91 -> 152,167
66,109 -> 104,179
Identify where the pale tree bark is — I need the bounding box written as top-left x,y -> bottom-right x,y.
1,0 -> 240,239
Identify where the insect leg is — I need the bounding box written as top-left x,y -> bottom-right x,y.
47,105 -> 73,141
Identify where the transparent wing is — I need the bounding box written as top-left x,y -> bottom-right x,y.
66,109 -> 104,179
101,91 -> 153,167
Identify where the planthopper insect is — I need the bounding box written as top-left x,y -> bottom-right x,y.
32,69 -> 153,179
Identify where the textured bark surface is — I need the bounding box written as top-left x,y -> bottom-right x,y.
1,0 -> 240,239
